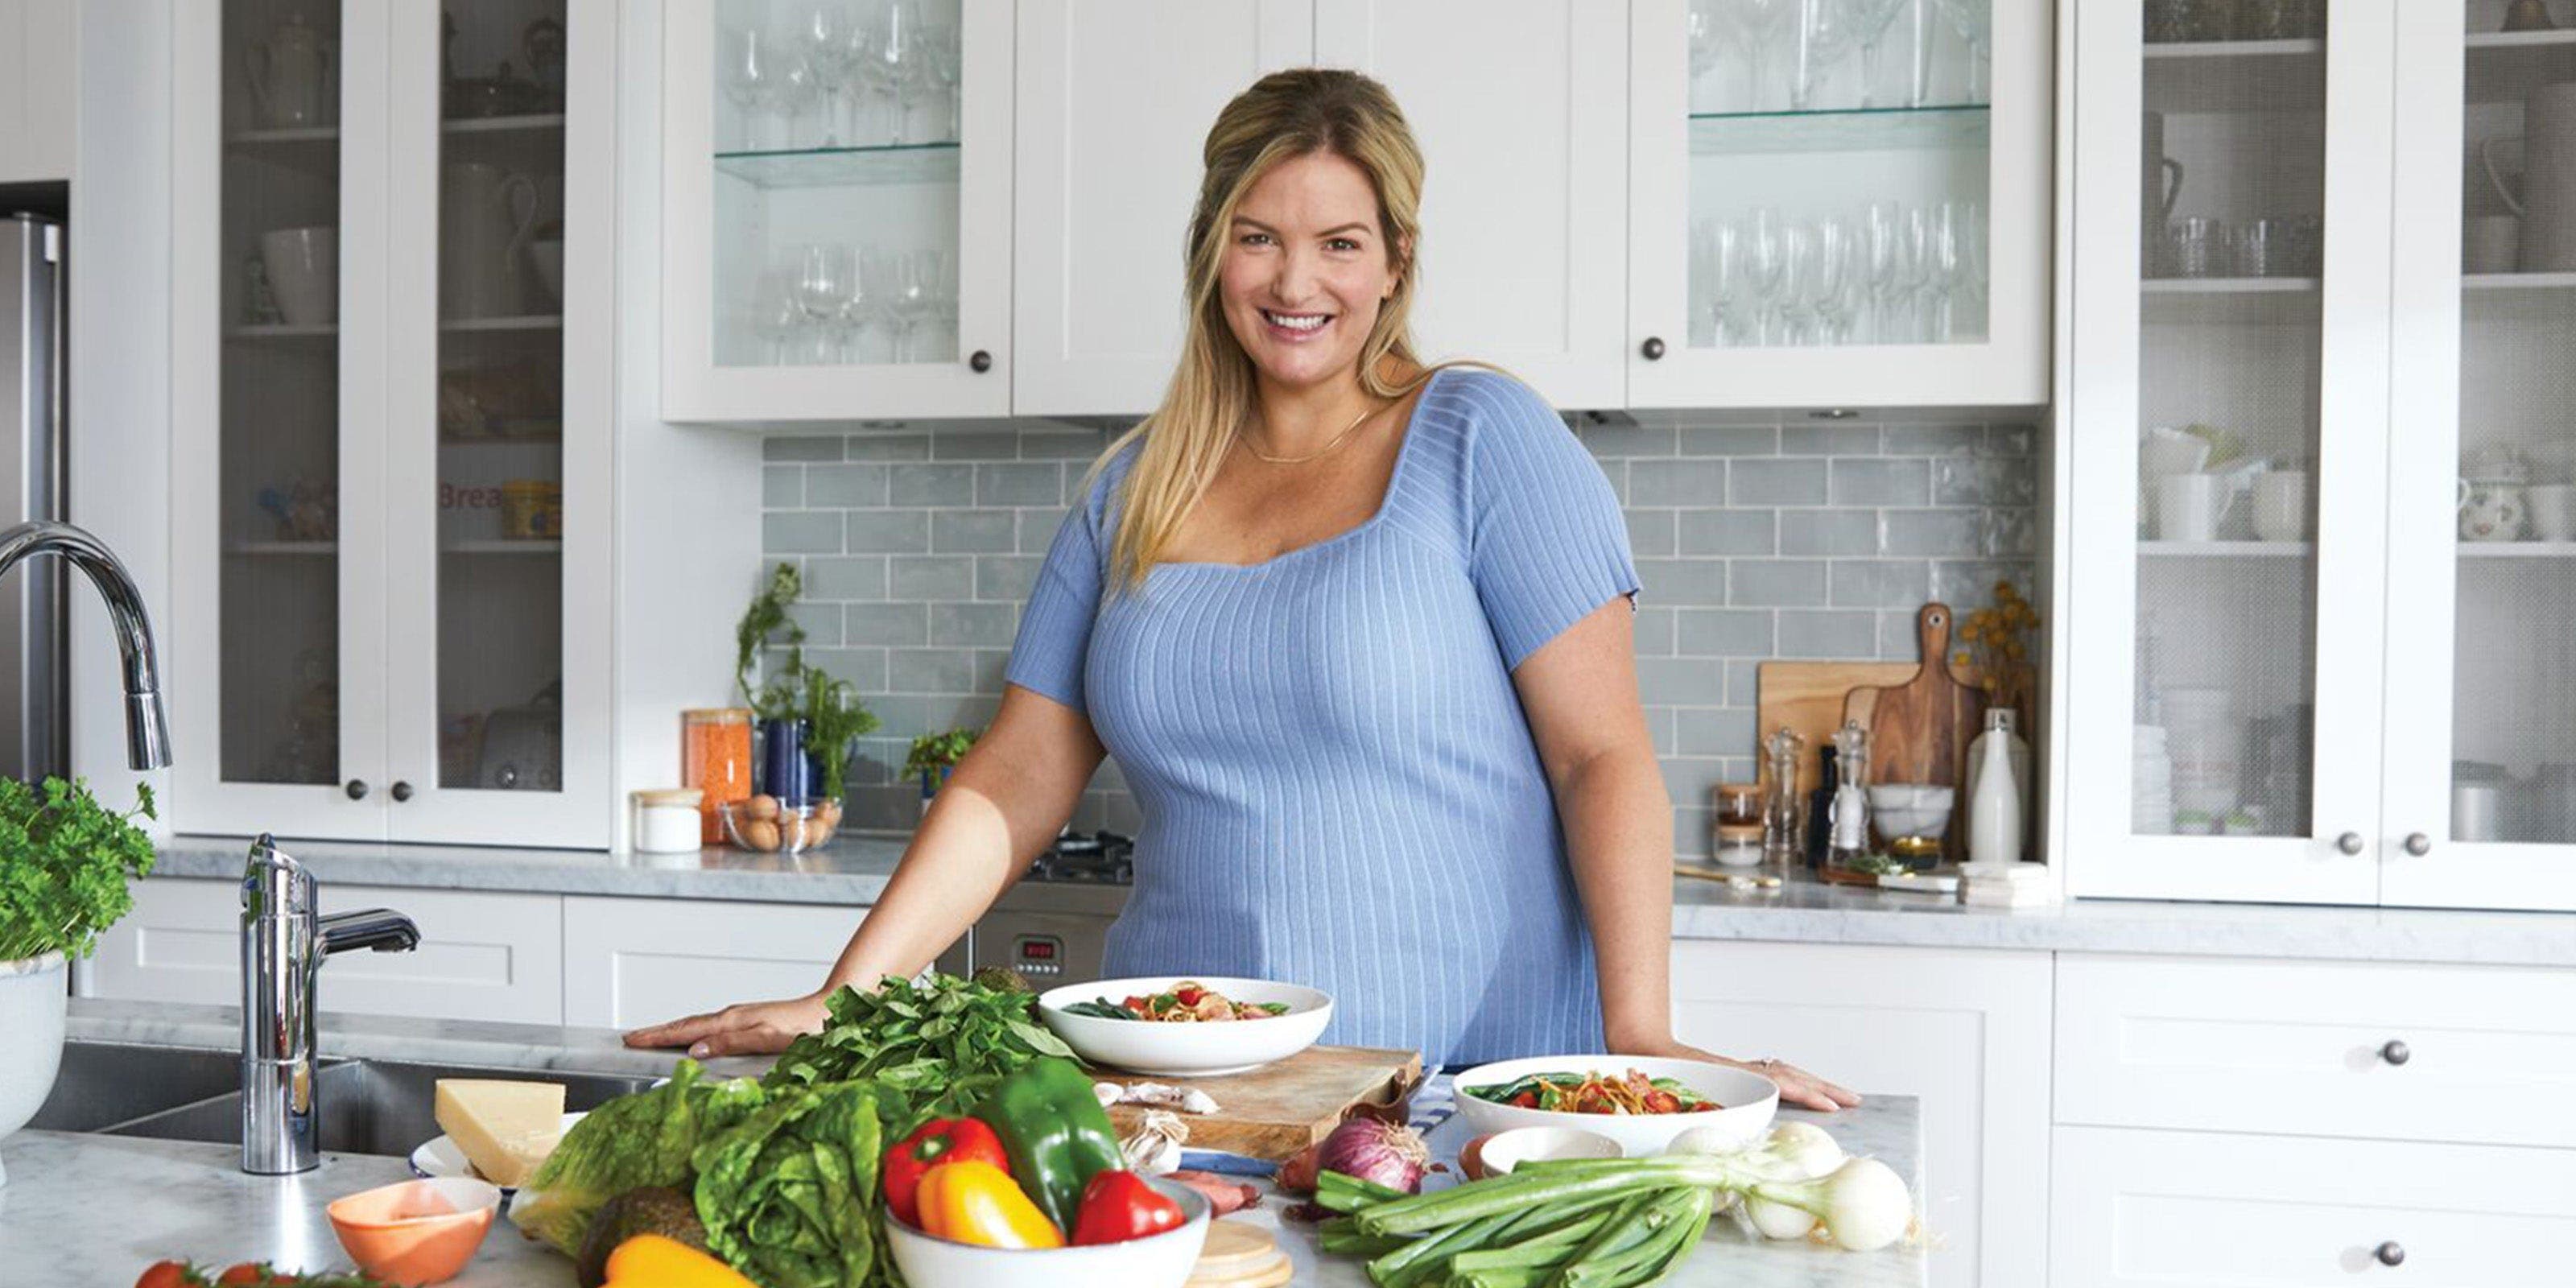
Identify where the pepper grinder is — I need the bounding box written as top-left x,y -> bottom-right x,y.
1828,720 -> 1873,869
1760,725 -> 1806,870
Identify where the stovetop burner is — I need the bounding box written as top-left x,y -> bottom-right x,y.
1026,830 -> 1133,885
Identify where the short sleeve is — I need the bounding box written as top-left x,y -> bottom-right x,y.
1003,461 -> 1117,714
1457,373 -> 1641,670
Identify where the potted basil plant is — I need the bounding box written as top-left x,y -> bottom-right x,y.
903,728 -> 980,816
0,778 -> 155,1185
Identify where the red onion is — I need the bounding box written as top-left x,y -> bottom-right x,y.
1308,1117 -> 1430,1195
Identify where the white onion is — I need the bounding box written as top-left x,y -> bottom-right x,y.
1744,1195 -> 1820,1240
1765,1121 -> 1846,1179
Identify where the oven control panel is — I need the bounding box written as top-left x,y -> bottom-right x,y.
1009,935 -> 1067,977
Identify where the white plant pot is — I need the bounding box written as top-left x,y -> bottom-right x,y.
0,952 -> 69,1187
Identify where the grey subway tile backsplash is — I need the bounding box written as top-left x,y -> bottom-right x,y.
761,416 -> 2039,857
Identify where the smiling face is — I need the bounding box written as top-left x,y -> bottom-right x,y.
1217,150 -> 1407,395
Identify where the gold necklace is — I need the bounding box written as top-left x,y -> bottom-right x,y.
1241,399 -> 1382,465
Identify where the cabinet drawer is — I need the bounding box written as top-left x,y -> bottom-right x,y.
80,878 -> 564,1024
2050,1126 -> 2576,1288
563,896 -> 863,1030
2054,955 -> 2576,1148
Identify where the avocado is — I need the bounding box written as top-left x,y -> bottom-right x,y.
972,964 -> 1034,995
575,1186 -> 709,1287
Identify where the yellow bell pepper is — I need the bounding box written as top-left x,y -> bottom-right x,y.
917,1159 -> 1066,1249
602,1234 -> 761,1288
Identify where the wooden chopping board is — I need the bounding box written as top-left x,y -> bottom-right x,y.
1756,659 -> 1917,798
1843,603 -> 1987,792
1101,1044 -> 1422,1162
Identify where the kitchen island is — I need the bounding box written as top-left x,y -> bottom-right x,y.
11,1005 -> 1928,1286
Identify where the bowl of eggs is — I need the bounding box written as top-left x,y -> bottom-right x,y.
720,795 -> 843,852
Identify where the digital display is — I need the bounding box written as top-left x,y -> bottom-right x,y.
1019,939 -> 1057,960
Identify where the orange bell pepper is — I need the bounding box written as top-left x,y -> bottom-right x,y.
601,1235 -> 761,1288
916,1159 -> 1065,1249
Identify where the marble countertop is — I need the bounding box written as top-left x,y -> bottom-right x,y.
151,833 -> 2576,968
20,1003 -> 1927,1287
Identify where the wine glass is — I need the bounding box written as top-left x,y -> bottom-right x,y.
887,249 -> 937,361
1718,0 -> 1795,112
861,0 -> 928,145
1933,0 -> 1991,104
754,270 -> 804,365
1791,0 -> 1855,112
792,243 -> 854,364
796,5 -> 858,147
1864,200 -> 1908,342
1708,217 -> 1748,346
766,52 -> 820,151
1938,200 -> 1986,340
928,246 -> 960,360
1901,204 -> 1940,341
1686,0 -> 1726,109
1742,206 -> 1788,345
720,27 -> 775,150
1811,216 -> 1857,345
1842,0 -> 1909,107
837,248 -> 878,362
927,23 -> 964,143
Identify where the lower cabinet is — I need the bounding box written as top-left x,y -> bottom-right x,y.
1667,940 -> 2052,1288
561,895 -> 863,1029
2049,1125 -> 2576,1288
80,878 -> 565,1024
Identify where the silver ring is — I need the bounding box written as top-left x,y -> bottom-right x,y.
1757,1057 -> 1778,1071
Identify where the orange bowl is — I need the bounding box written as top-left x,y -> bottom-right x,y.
325,1177 -> 500,1286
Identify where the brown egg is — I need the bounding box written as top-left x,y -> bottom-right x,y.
741,819 -> 782,851
746,794 -> 779,821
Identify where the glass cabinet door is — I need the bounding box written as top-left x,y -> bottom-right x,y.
1627,0 -> 2050,408
2065,0 -> 2392,902
2381,2 -> 2576,910
662,0 -> 1012,421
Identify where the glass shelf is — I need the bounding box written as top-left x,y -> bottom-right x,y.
2140,540 -> 2314,558
442,540 -> 564,555
2467,27 -> 2576,105
2459,543 -> 2576,559
2145,39 -> 2325,114
225,541 -> 337,556
2141,277 -> 2319,324
712,141 -> 961,190
1688,105 -> 1988,156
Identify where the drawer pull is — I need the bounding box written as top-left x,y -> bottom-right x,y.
2336,831 -> 2366,855
2379,1039 -> 2411,1067
2373,1241 -> 2405,1267
2403,832 -> 2432,856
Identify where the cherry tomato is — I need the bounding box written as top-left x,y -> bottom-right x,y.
135,1261 -> 196,1288
216,1264 -> 270,1286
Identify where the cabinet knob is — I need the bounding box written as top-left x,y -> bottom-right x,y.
345,779 -> 369,801
390,781 -> 414,803
2335,832 -> 2366,856
2373,1241 -> 2405,1267
1640,336 -> 1667,361
2403,832 -> 2432,857
968,349 -> 993,373
2379,1039 -> 2410,1067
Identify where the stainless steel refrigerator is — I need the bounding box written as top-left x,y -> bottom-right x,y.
2,213 -> 65,783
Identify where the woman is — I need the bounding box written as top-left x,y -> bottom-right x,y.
631,68 -> 1855,1112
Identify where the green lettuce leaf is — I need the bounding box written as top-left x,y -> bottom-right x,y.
507,1061 -> 767,1254
691,1081 -> 885,1288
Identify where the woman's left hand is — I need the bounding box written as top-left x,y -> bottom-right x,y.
1612,1036 -> 1861,1113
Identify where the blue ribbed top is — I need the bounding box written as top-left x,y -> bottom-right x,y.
1005,368 -> 1641,1065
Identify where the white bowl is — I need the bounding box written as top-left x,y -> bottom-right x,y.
1450,1055 -> 1779,1157
883,1174 -> 1211,1288
1038,976 -> 1331,1077
1476,1125 -> 1623,1176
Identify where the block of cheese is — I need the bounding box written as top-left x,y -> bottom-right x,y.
433,1079 -> 568,1187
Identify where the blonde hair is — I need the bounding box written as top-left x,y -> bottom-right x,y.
1095,68 -> 1440,593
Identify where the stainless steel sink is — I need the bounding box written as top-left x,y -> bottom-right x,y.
34,1040 -> 658,1158
25,1042 -> 243,1133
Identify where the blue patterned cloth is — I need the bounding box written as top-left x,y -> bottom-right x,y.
1006,369 -> 1640,1066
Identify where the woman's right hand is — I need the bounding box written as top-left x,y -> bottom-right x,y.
621,992 -> 832,1059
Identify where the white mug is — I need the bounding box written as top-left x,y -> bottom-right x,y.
2459,477 -> 2529,542
2154,473 -> 2234,543
2252,470 -> 2310,542
259,226 -> 337,326
2529,482 -> 2576,542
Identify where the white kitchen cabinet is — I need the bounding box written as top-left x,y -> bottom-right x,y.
2050,1125 -> 2576,1288
1668,940 -> 2050,1288
78,878 -> 566,1025
1624,0 -> 2052,409
563,894 -> 863,1029
1315,0 -> 1629,411
2054,954 -> 2576,1151
660,0 -> 1014,423
0,0 -> 75,184
2063,2 -> 2576,910
166,0 -> 614,846
1009,2 -> 1312,416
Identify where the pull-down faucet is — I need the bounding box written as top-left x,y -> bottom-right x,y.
0,519 -> 171,768
241,835 -> 419,1174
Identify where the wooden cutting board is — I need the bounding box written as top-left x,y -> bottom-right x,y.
1755,660 -> 1917,798
1843,603 -> 1987,793
1100,1044 -> 1422,1162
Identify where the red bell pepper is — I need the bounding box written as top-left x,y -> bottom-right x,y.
883,1117 -> 1010,1228
1069,1170 -> 1187,1246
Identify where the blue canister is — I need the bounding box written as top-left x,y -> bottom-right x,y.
759,718 -> 810,806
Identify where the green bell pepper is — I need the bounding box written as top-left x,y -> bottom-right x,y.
971,1055 -> 1125,1232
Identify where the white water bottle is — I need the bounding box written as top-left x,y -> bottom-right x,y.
1967,708 -> 2024,865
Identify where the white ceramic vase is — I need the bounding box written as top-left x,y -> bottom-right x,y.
0,952 -> 69,1187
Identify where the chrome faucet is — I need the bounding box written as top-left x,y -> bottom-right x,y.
240,834 -> 419,1174
0,519 -> 171,768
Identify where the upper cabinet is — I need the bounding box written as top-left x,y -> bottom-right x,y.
2062,0 -> 2576,913
1626,0 -> 2051,409
660,0 -> 1013,423
168,0 -> 613,847
0,0 -> 74,184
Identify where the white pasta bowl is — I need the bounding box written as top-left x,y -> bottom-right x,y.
1037,976 -> 1332,1077
1450,1055 -> 1778,1156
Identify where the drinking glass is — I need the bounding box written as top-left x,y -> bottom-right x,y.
797,5 -> 858,146
720,27 -> 774,150
1945,200 -> 1987,338
1719,0 -> 1795,112
755,270 -> 804,364
1864,199 -> 1908,342
766,52 -> 820,151
861,0 -> 928,145
1927,202 -> 1967,341
929,246 -> 960,360
1686,0 -> 1727,107
1933,0 -> 1992,104
2165,216 -> 2228,279
1898,203 -> 1936,340
1792,0 -> 1855,112
1812,217 -> 1857,344
1843,0 -> 1909,107
1708,218 -> 1748,346
1779,222 -> 1819,345
1743,206 -> 1788,345
877,250 -> 932,361
927,23 -> 964,142
792,243 -> 855,364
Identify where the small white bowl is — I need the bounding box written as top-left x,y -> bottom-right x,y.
1477,1125 -> 1623,1176
883,1174 -> 1212,1288
1451,1055 -> 1779,1157
1037,976 -> 1331,1077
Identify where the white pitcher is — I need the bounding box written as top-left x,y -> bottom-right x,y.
246,14 -> 333,129
440,163 -> 539,320
2483,82 -> 2576,271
